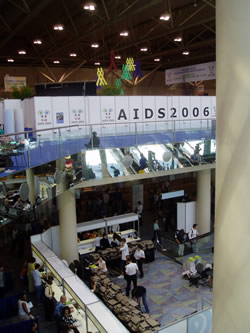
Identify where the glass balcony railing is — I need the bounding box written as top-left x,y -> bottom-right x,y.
0,119 -> 216,179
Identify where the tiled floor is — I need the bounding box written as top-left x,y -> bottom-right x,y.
112,250 -> 213,328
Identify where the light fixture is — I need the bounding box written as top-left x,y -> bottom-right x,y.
70,53 -> 77,57
94,62 -> 100,65
91,43 -> 99,48
53,60 -> 60,64
160,13 -> 171,21
115,55 -> 121,59
182,51 -> 190,55
18,50 -> 26,55
33,39 -> 42,45
120,31 -> 129,37
140,47 -> 148,52
174,37 -> 182,42
83,1 -> 96,10
53,24 -> 64,31
154,58 -> 160,62
7,59 -> 14,62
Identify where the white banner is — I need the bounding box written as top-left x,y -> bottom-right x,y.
4,74 -> 26,92
165,61 -> 216,85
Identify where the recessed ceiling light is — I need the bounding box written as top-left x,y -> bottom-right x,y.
140,48 -> 148,52
70,53 -> 77,57
18,50 -> 26,55
83,1 -> 96,10
160,13 -> 171,21
91,43 -> 99,48
174,37 -> 182,42
94,62 -> 100,65
154,58 -> 160,62
115,55 -> 121,59
182,51 -> 189,55
7,59 -> 14,62
53,60 -> 60,64
120,31 -> 129,37
33,39 -> 42,45
53,24 -> 64,31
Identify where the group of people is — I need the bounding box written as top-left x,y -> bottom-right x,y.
175,224 -> 199,256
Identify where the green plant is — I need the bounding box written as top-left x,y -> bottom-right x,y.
101,85 -> 122,96
12,85 -> 34,99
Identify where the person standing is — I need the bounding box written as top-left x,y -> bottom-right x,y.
188,224 -> 199,253
61,306 -> 80,333
27,257 -> 36,293
0,264 -> 4,298
44,277 -> 55,321
94,233 -> 101,252
31,264 -> 42,305
100,233 -> 110,250
135,201 -> 143,226
132,286 -> 150,313
125,257 -> 138,297
18,293 -> 34,320
175,229 -> 186,257
139,153 -> 147,170
152,218 -> 161,243
96,256 -> 108,274
55,295 -> 67,320
118,238 -> 129,278
134,245 -> 145,278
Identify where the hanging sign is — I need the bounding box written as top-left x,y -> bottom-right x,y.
4,74 -> 26,92
165,61 -> 216,85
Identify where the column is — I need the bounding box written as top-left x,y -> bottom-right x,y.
26,168 -> 35,204
196,169 -> 211,235
56,158 -> 65,171
58,189 -> 78,264
214,0 -> 250,331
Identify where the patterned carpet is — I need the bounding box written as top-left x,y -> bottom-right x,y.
113,251 -> 213,328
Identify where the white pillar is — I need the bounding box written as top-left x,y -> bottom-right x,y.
214,0 -> 250,331
196,169 -> 211,235
58,189 -> 78,264
26,168 -> 35,204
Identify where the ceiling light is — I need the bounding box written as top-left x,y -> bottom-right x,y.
94,62 -> 100,65
70,53 -> 77,57
53,24 -> 64,31
160,13 -> 171,21
182,51 -> 189,55
115,55 -> 121,59
154,58 -> 160,62
53,60 -> 60,64
7,59 -> 14,62
140,48 -> 148,52
91,43 -> 99,48
120,31 -> 129,37
174,37 -> 182,42
33,39 -> 42,45
83,1 -> 96,10
18,50 -> 26,55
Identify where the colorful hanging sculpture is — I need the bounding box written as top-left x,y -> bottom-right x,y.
126,57 -> 135,71
121,64 -> 132,80
96,67 -> 107,86
133,60 -> 143,79
107,50 -> 118,73
115,78 -> 124,95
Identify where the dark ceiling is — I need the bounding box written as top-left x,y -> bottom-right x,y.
0,0 -> 215,70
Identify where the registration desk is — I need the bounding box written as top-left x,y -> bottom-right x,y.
31,235 -> 129,333
77,213 -> 140,256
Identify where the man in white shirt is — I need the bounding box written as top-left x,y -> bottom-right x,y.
125,257 -> 138,297
134,245 -> 145,278
31,264 -> 42,305
118,238 -> 129,278
188,224 -> 199,253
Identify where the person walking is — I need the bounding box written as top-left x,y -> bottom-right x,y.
134,245 -> 145,278
118,238 -> 129,278
31,264 -> 42,305
152,218 -> 161,243
132,286 -> 150,313
188,224 -> 199,253
125,256 -> 138,297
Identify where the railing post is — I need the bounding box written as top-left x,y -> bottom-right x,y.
90,125 -> 93,150
135,123 -> 138,146
59,129 -> 63,158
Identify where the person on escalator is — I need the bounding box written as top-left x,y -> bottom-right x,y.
139,153 -> 147,170
111,166 -> 120,177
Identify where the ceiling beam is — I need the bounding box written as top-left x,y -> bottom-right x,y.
0,14 -> 11,32
22,0 -> 31,12
101,0 -> 110,21
0,0 -> 51,50
179,3 -> 207,26
202,0 -> 216,9
62,0 -> 79,36
7,0 -> 29,14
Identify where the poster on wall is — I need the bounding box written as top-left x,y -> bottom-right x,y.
51,97 -> 70,129
165,61 -> 216,85
4,74 -> 26,92
56,112 -> 64,124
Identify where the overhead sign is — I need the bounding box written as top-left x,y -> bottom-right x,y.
165,61 -> 216,85
161,190 -> 184,200
4,74 -> 26,92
